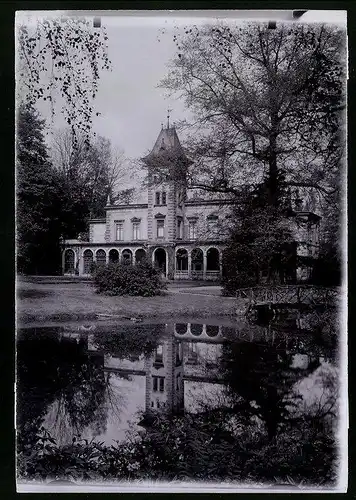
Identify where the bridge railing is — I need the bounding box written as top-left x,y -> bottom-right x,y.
236,285 -> 339,307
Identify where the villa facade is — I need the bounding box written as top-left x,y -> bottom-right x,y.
61,125 -> 321,282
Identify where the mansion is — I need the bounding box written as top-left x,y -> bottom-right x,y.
62,124 -> 321,281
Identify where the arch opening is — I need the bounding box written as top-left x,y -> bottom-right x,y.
83,249 -> 94,274
108,249 -> 119,264
96,249 -> 106,267
191,323 -> 203,336
135,248 -> 147,264
176,248 -> 188,271
207,248 -> 220,271
175,323 -> 188,335
64,249 -> 75,273
206,325 -> 219,337
121,249 -> 133,265
153,248 -> 167,276
191,248 -> 204,271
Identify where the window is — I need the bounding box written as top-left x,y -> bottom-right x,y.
188,220 -> 197,240
162,192 -> 167,205
157,219 -> 164,238
177,219 -> 182,239
153,377 -> 158,392
207,215 -> 219,236
116,222 -> 124,241
133,222 -> 140,240
155,345 -> 163,364
153,377 -> 164,393
155,192 -> 160,205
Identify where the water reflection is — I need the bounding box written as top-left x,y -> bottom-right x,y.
16,311 -> 339,485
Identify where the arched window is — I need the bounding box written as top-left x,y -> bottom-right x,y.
121,249 -> 133,264
108,249 -> 119,264
96,249 -> 106,267
207,248 -> 220,271
64,249 -> 75,273
83,249 -> 94,274
176,248 -> 188,271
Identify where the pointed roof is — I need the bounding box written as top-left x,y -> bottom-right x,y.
142,126 -> 191,165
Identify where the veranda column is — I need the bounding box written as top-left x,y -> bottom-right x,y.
132,250 -> 136,266
75,248 -> 80,276
203,250 -> 207,280
79,249 -> 85,276
219,250 -> 223,277
188,250 -> 192,278
61,249 -> 65,275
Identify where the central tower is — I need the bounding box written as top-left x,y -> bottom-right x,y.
142,124 -> 191,278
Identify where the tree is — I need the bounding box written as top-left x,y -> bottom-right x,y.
16,103 -> 63,274
16,15 -> 111,142
161,22 -> 346,207
17,331 -> 110,449
50,128 -> 129,237
222,187 -> 296,293
220,339 -> 304,440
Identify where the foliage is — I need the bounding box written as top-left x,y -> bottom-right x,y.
16,107 -> 130,274
161,22 -> 346,208
222,189 -> 295,294
50,128 -> 129,237
16,103 -> 63,274
93,261 -> 167,297
17,407 -> 338,485
17,329 -> 109,452
17,318 -> 339,486
17,15 -> 111,142
219,340 -> 305,440
312,242 -> 341,286
92,324 -> 164,360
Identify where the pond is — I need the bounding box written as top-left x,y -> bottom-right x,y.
16,310 -> 341,488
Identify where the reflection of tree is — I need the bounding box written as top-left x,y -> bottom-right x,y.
92,324 -> 164,359
17,330 -> 109,449
220,341 -> 305,439
16,328 -> 62,450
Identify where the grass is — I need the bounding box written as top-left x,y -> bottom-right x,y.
17,277 -> 238,324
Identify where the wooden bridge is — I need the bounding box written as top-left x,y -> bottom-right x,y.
236,285 -> 339,316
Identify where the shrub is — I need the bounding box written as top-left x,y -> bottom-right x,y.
93,260 -> 166,297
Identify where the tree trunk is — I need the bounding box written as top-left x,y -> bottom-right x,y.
268,131 -> 278,207
268,109 -> 279,207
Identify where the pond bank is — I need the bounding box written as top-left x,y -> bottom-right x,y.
17,278 -> 239,325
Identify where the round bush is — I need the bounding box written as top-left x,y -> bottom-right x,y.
93,260 -> 166,297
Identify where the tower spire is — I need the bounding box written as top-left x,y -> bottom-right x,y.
167,108 -> 172,129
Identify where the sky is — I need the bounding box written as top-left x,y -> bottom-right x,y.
18,10 -> 347,163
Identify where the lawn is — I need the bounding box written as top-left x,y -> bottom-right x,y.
17,277 -> 238,324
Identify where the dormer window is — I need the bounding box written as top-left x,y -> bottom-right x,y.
155,191 -> 166,206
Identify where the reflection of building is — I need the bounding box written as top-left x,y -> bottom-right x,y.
61,123 -> 321,282
58,320 -> 330,422
144,337 -> 185,415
